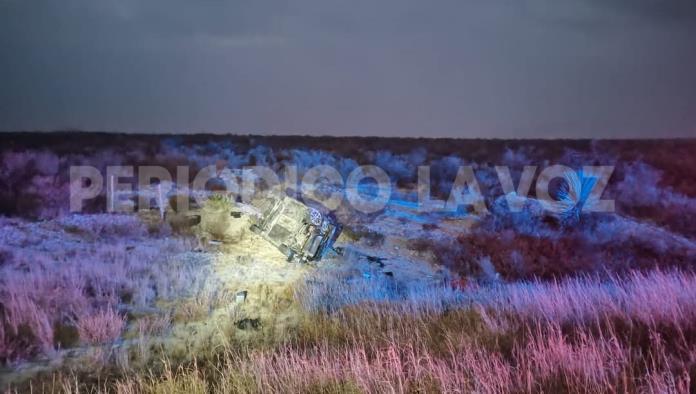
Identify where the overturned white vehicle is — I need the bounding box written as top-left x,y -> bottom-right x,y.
250,196 -> 342,263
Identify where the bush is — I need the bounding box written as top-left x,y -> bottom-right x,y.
373,148 -> 426,184
76,308 -> 126,345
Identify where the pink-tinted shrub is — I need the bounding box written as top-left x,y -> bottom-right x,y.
0,217 -> 202,362
76,308 -> 126,345
0,262 -> 88,361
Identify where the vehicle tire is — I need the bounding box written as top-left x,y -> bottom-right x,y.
278,244 -> 294,262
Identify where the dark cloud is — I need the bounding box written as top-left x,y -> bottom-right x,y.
0,0 -> 694,138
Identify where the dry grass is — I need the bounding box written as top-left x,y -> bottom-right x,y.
4,268 -> 695,393
0,215 -> 206,363
76,308 -> 126,345
2,214 -> 696,393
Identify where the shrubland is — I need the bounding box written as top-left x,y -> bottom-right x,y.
6,265 -> 696,393
1,134 -> 696,393
2,134 -> 695,238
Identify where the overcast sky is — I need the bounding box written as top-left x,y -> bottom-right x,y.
1,0 -> 695,138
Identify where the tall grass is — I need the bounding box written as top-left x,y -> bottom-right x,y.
5,268 -> 694,393
0,215 -> 204,362
3,216 -> 696,392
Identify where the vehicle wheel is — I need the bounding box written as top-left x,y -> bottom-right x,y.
278,244 -> 294,262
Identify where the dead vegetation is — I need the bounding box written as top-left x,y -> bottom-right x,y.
5,268 -> 696,393
2,135 -> 696,392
